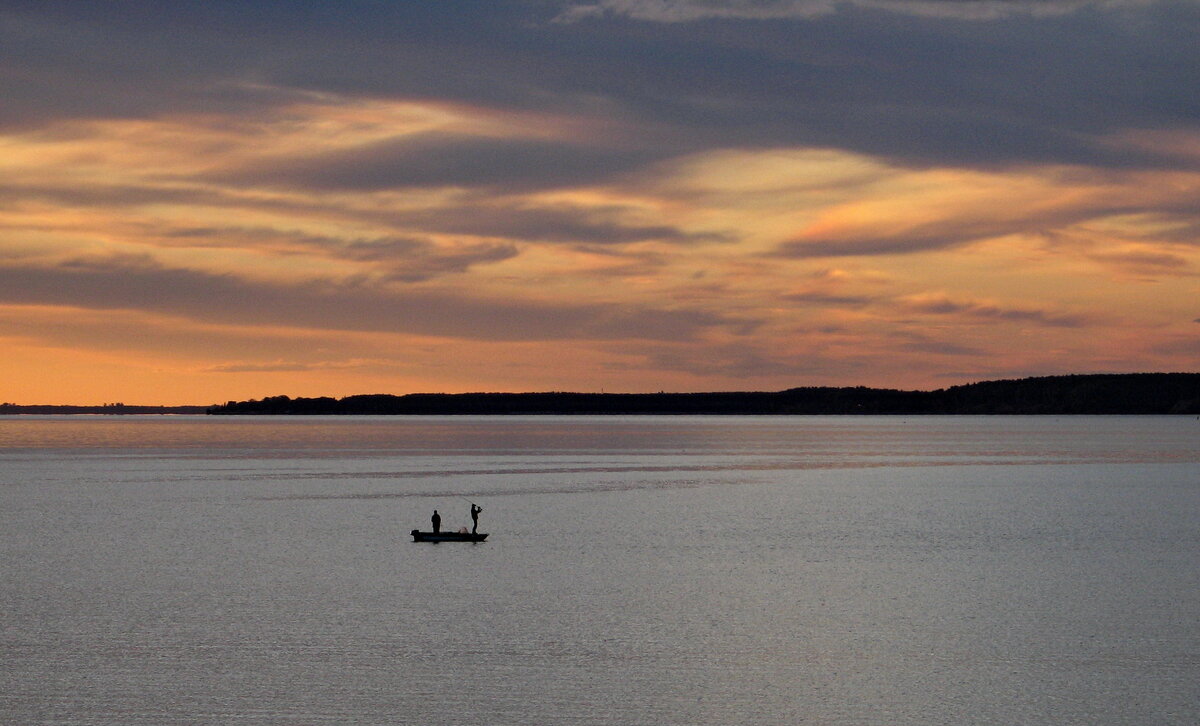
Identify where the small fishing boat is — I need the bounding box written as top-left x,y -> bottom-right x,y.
411,529 -> 488,543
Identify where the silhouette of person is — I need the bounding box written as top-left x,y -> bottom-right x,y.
431,509 -> 441,534
470,503 -> 482,534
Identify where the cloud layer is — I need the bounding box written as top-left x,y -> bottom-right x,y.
0,1 -> 1197,403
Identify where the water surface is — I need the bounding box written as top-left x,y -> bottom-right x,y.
3,415 -> 1198,724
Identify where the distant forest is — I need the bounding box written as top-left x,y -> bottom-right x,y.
207,373 -> 1200,415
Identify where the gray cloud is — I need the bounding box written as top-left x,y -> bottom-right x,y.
379,244 -> 521,282
0,182 -> 229,210
163,201 -> 724,250
781,289 -> 876,307
156,191 -> 720,248
888,330 -> 987,356
540,1 -> 1200,170
220,132 -> 679,192
392,202 -> 731,246
1150,337 -> 1200,355
558,0 -> 1142,23
162,226 -> 425,256
1086,249 -> 1194,276
162,226 -> 520,282
0,175 -> 722,254
774,225 -> 1000,258
899,294 -> 1092,327
0,7 -> 297,130
0,255 -> 744,342
3,1 -> 1196,172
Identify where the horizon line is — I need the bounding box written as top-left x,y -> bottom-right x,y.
4,371 -> 1196,409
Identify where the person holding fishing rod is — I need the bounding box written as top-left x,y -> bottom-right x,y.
469,502 -> 483,534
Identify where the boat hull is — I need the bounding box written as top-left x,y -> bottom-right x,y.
411,529 -> 488,542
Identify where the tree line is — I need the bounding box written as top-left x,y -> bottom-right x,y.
207,373 -> 1200,415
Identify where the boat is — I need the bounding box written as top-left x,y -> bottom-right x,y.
411,529 -> 488,543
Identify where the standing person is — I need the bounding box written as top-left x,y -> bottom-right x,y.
470,503 -> 482,534
431,509 -> 441,534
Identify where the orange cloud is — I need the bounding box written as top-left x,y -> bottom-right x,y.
2,105 -> 1198,403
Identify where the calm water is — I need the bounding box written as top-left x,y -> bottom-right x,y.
2,415 -> 1198,725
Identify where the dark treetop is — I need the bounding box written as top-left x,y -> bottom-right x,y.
207,373 -> 1200,415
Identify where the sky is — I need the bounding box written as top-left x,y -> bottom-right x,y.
2,0 -> 1199,404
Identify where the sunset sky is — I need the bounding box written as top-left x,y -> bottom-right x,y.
2,1 -> 1199,404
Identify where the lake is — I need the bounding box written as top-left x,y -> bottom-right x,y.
2,415 -> 1198,725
